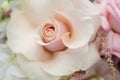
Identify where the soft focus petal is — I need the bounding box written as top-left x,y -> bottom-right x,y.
17,55 -> 59,80
34,19 -> 67,52
0,44 -> 11,70
72,0 -> 100,16
40,44 -> 100,76
96,0 -> 120,33
22,0 -> 73,26
54,10 -> 94,48
95,0 -> 111,32
90,14 -> 101,42
3,64 -> 28,80
101,16 -> 111,32
107,31 -> 120,58
6,9 -> 50,61
0,44 -> 28,80
0,44 -> 12,80
95,0 -> 120,59
107,0 -> 120,34
69,0 -> 101,42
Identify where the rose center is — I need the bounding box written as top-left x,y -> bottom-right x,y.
40,19 -> 68,52
42,24 -> 57,42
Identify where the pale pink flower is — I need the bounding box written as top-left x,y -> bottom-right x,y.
6,0 -> 100,80
95,0 -> 120,58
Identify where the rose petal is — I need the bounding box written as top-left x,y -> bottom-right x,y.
34,19 -> 66,43
2,64 -> 28,80
42,19 -> 68,52
107,0 -> 120,34
6,9 -> 50,61
40,44 -> 100,76
17,55 -> 59,80
107,31 -> 120,58
71,0 -> 101,40
101,16 -> 111,32
95,0 -> 111,32
22,0 -> 73,26
54,10 -> 94,48
71,0 -> 100,15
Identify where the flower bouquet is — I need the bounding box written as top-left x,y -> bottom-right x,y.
0,0 -> 120,80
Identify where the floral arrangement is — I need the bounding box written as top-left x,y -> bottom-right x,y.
0,0 -> 120,80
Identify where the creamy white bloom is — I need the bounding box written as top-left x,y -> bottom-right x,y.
6,0 -> 101,80
0,44 -> 28,80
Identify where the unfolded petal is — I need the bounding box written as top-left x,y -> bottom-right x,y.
107,31 -> 120,58
71,0 -> 100,15
17,55 -> 59,80
2,64 -> 28,80
54,10 -> 94,48
40,44 -> 100,76
107,0 -> 120,34
6,9 -> 50,61
22,0 -> 73,26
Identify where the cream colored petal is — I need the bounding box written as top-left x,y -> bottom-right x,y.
23,0 -> 73,26
40,44 -> 100,76
54,10 -> 94,48
34,19 -> 55,46
2,64 -> 28,80
6,9 -> 50,61
89,15 -> 101,42
17,55 -> 59,80
71,0 -> 101,40
71,0 -> 100,15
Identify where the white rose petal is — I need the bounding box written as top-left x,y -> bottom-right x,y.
40,44 -> 100,76
6,9 -> 50,61
55,10 -> 94,48
17,54 -> 59,80
2,64 -> 28,80
23,0 -> 73,26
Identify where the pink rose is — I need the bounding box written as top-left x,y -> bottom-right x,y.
95,0 -> 120,58
6,0 -> 100,80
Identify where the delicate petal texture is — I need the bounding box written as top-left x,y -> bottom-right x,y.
40,44 -> 100,76
0,44 -> 11,70
70,0 -> 101,42
95,0 -> 111,32
0,44 -> 28,80
17,55 -> 59,80
95,0 -> 120,33
95,0 -> 120,58
101,16 -> 111,32
2,64 -> 28,80
107,31 -> 120,58
72,0 -> 100,15
107,0 -> 120,34
23,0 -> 73,26
6,9 -> 50,61
7,0 -> 101,78
34,19 -> 68,52
55,10 -> 94,48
